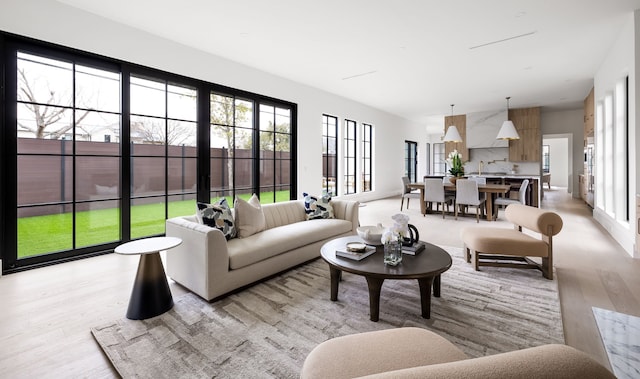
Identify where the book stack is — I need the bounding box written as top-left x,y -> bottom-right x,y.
402,241 -> 425,255
336,246 -> 376,261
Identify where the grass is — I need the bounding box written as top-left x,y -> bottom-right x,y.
17,190 -> 290,258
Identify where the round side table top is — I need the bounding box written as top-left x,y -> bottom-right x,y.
115,236 -> 182,256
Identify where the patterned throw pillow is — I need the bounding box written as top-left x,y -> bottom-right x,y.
196,198 -> 236,240
303,192 -> 334,220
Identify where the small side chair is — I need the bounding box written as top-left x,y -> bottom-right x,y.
400,176 -> 421,211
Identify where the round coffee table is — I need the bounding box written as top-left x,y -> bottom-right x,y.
320,235 -> 452,322
115,236 -> 182,320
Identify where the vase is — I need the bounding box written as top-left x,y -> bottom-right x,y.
383,240 -> 402,266
449,176 -> 461,184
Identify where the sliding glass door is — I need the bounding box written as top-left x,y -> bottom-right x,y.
15,50 -> 122,260
1,35 -> 297,273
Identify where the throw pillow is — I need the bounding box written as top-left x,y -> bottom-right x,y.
196,198 -> 236,240
234,194 -> 266,238
303,192 -> 334,220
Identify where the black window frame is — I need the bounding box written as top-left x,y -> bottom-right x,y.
361,123 -> 373,192
343,119 -> 357,195
322,114 -> 338,196
405,140 -> 418,182
0,31 -> 297,273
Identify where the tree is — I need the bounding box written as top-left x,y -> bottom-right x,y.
17,68 -> 93,139
210,95 -> 251,191
130,119 -> 194,146
259,120 -> 290,152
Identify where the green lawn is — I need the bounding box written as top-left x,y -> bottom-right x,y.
18,190 -> 290,258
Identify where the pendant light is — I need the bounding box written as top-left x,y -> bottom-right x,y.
496,97 -> 520,140
443,104 -> 463,142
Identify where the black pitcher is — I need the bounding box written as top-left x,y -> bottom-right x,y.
402,224 -> 419,247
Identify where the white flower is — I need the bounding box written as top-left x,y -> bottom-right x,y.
381,230 -> 395,244
381,214 -> 411,244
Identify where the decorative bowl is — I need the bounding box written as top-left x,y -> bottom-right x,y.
357,224 -> 385,246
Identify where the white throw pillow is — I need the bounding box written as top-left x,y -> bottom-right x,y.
234,194 -> 266,238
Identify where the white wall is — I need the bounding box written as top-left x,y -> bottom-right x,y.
0,0 -> 425,203
541,109 -> 583,197
593,11 -> 638,257
542,137 -> 569,187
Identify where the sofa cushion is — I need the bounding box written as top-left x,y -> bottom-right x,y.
228,218 -> 352,269
304,192 -> 334,220
460,227 -> 549,257
196,199 -> 236,240
262,200 -> 307,229
234,194 -> 266,238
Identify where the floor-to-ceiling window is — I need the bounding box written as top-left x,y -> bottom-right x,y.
259,103 -> 293,203
210,93 -> 254,202
542,145 -> 550,173
1,34 -> 297,273
595,76 -> 628,221
343,119 -> 357,195
322,115 -> 338,196
129,76 -> 198,239
15,50 -> 122,262
361,123 -> 372,192
404,140 -> 418,182
432,143 -> 445,175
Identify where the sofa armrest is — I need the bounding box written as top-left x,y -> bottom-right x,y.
331,199 -> 360,234
165,216 -> 229,300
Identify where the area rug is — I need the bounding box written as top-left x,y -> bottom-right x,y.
91,246 -> 563,378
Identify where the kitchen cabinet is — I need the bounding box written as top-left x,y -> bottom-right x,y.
579,175 -> 587,201
508,107 -> 541,162
584,87 -> 594,142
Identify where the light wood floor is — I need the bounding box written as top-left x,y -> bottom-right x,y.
0,188 -> 637,377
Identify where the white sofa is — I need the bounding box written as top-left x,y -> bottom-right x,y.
165,199 -> 360,301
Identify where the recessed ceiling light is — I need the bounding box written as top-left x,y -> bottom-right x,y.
515,11 -> 527,18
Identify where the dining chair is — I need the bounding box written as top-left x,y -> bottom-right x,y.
494,179 -> 529,218
469,176 -> 487,201
455,179 -> 486,222
423,178 -> 454,218
470,176 -> 487,185
400,176 -> 421,210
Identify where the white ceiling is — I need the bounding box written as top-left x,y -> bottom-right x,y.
59,0 -> 640,131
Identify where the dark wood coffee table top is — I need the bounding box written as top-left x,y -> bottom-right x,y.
320,235 -> 452,321
320,235 -> 452,279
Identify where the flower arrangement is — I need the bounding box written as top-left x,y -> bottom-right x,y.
381,213 -> 410,244
447,149 -> 465,177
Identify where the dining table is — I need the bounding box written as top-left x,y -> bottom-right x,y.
408,181 -> 511,221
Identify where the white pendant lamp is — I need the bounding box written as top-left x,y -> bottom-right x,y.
443,104 -> 463,142
496,97 -> 520,140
